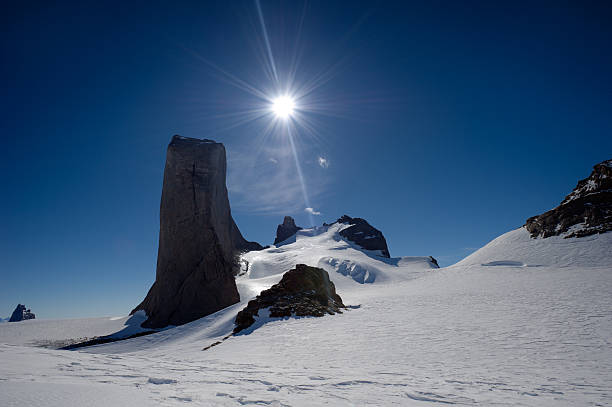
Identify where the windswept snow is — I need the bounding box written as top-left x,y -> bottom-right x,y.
481,260 -> 527,267
1,225 -> 611,406
242,223 -> 436,293
0,311 -> 149,348
455,227 -> 612,268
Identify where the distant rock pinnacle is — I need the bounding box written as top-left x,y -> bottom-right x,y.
132,135 -> 262,328
274,216 -> 302,245
525,158 -> 612,238
9,304 -> 35,322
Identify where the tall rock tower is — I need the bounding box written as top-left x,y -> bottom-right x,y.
132,135 -> 261,328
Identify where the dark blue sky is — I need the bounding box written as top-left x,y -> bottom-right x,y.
2,1 -> 611,319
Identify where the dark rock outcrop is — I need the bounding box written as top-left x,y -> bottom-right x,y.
234,264 -> 345,334
274,216 -> 302,245
428,256 -> 440,268
525,159 -> 612,238
334,215 -> 390,257
132,135 -> 262,329
9,304 -> 35,322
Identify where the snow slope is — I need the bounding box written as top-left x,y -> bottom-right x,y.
0,311 -> 149,348
1,225 -> 611,406
456,226 -> 612,268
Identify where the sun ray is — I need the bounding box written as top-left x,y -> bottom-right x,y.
182,1 -> 378,216
255,0 -> 279,85
285,121 -> 314,226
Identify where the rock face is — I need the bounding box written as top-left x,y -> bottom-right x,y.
9,304 -> 35,322
234,264 -> 345,334
334,215 -> 390,257
274,216 -> 302,245
132,135 -> 262,328
525,159 -> 612,238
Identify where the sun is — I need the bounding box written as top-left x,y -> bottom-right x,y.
271,95 -> 295,119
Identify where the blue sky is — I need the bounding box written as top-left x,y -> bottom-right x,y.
2,1 -> 611,319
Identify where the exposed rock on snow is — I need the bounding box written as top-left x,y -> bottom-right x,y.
132,135 -> 262,329
333,215 -> 390,257
273,216 -> 302,245
525,158 -> 612,238
8,304 -> 35,322
427,256 -> 440,267
234,264 -> 345,334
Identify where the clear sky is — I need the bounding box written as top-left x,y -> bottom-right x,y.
2,1 -> 611,319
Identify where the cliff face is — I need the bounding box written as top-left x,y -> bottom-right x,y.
525,159 -> 612,238
133,136 -> 261,328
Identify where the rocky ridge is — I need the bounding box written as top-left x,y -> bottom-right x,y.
332,215 -> 391,258
525,159 -> 612,238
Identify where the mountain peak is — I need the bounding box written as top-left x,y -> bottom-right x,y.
274,216 -> 302,245
333,215 -> 391,258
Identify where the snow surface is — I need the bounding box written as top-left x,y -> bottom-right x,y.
1,225 -> 611,406
0,310 -> 149,348
455,227 -> 612,268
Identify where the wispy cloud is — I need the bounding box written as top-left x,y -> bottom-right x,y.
305,207 -> 321,216
318,156 -> 329,168
227,140 -> 330,215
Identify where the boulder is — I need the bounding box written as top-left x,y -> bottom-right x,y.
9,304 -> 35,322
132,135 -> 262,328
234,264 -> 345,334
274,216 -> 302,245
525,159 -> 612,238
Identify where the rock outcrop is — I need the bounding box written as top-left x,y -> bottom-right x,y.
428,256 -> 440,268
274,216 -> 302,245
525,159 -> 612,238
132,135 -> 262,328
334,215 -> 390,257
9,304 -> 35,322
234,264 -> 345,334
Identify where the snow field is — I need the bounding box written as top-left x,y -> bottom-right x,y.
1,225 -> 611,406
